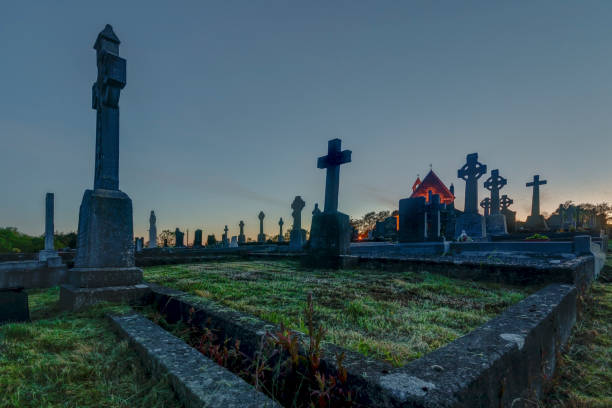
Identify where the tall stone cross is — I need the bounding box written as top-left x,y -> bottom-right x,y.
291,196 -> 306,231
484,169 -> 507,215
458,153 -> 487,214
500,195 -> 513,211
317,139 -> 352,213
526,175 -> 547,217
480,197 -> 491,217
257,211 -> 266,242
238,220 -> 245,244
224,225 -> 229,237
92,25 -> 126,191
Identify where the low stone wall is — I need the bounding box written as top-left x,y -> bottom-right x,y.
146,280 -> 585,407
108,313 -> 279,408
0,260 -> 67,289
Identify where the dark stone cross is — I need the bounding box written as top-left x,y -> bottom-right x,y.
257,211 -> 266,242
238,220 -> 245,244
291,196 -> 306,231
480,197 -> 491,217
317,139 -> 352,213
92,24 -> 126,191
484,169 -> 507,215
500,195 -> 514,211
457,153 -> 487,214
526,175 -> 547,217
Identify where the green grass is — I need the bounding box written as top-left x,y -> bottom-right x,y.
144,260 -> 534,366
0,288 -> 181,408
542,256 -> 612,407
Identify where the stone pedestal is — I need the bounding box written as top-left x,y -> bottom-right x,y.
304,212 -> 351,268
289,229 -> 307,250
0,289 -> 30,324
525,215 -> 549,231
486,214 -> 508,236
455,212 -> 486,239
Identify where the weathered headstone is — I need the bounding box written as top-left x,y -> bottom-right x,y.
525,175 -> 549,230
230,236 -> 239,248
257,212 -> 266,243
290,196 -> 306,250
0,289 -> 30,325
484,169 -> 508,236
238,220 -> 246,244
222,225 -> 229,247
307,139 -> 352,266
455,153 -> 487,238
480,197 -> 491,217
278,218 -> 284,242
399,196 -> 427,242
39,193 -> 61,266
60,25 -> 147,311
148,211 -> 157,248
500,195 -> 517,233
193,229 -> 203,247
207,235 -> 217,246
175,228 -> 184,247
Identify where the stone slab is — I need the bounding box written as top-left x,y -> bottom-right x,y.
485,213 -> 508,236
455,212 -> 486,239
109,313 -> 279,408
59,283 -> 151,311
68,267 -> 143,288
0,289 -> 30,324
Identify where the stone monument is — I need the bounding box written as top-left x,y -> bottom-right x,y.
399,196 -> 427,242
230,236 -> 239,248
290,196 -> 307,250
480,197 -> 491,217
257,212 -> 266,243
500,195 -> 517,233
60,25 -> 147,310
39,193 -> 62,266
483,169 -> 508,236
175,228 -> 185,247
278,218 -> 284,242
525,175 -> 549,230
222,225 -> 229,247
455,153 -> 487,238
193,229 -> 203,247
238,220 -> 246,244
307,139 -> 352,266
312,203 -> 321,216
148,210 -> 157,248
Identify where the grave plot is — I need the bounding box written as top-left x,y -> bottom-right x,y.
143,259 -> 536,366
0,287 -> 181,407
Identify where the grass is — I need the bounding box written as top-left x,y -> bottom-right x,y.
144,259 -> 535,366
0,288 -> 181,408
542,255 -> 612,407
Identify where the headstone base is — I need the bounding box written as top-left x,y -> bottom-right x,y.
525,215 -> 549,231
59,283 -> 151,311
68,267 -> 143,288
486,214 -> 508,236
289,229 -> 307,250
303,212 -> 351,268
0,288 -> 30,324
257,234 -> 266,243
455,212 -> 486,239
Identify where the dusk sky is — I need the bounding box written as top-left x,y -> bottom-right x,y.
1,1 -> 611,242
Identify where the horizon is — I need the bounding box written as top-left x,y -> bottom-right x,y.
1,2 -> 611,241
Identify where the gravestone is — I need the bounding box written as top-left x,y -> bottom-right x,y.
230,236 -> 238,248
290,196 -> 306,250
0,289 -> 30,325
193,229 -> 203,247
163,239 -> 168,247
312,203 -> 321,216
399,196 -> 427,242
455,153 -> 487,238
238,220 -> 246,244
135,237 -> 143,252
484,169 -> 508,236
148,211 -> 157,248
175,228 -> 184,247
39,193 -> 61,266
207,235 -> 217,246
257,212 -> 266,243
60,25 -> 147,311
307,139 -> 352,266
222,225 -> 229,247
500,195 -> 517,233
480,197 -> 491,217
525,175 -> 549,230
278,218 -> 284,242
426,192 -> 441,241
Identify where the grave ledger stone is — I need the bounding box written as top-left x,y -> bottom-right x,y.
455,153 -> 487,238
60,25 -> 148,310
307,139 -> 352,266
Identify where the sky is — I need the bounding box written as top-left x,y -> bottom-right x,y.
1,1 -> 611,242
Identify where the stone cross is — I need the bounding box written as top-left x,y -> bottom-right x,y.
292,196 -> 306,231
457,153 -> 487,214
484,169 -> 507,215
238,220 -> 246,244
44,193 -> 54,251
526,175 -> 547,217
257,211 -> 266,242
92,24 -> 126,191
317,139 -> 352,213
278,218 -> 284,242
480,197 -> 491,217
223,225 -> 229,243
148,210 -> 157,248
500,195 -> 513,211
